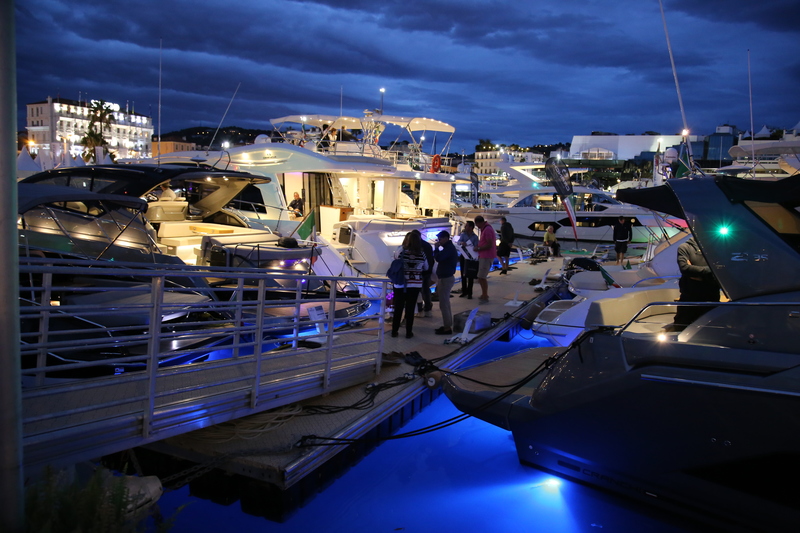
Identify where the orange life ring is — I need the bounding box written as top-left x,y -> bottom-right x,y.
431,154 -> 441,173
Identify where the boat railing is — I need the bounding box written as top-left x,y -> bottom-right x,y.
18,256 -> 389,472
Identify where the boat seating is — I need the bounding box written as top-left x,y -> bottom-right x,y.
603,266 -> 669,288
146,199 -> 189,221
569,271 -> 608,291
584,287 -> 679,332
157,222 -> 250,264
198,233 -> 290,267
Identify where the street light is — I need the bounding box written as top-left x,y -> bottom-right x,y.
379,88 -> 385,115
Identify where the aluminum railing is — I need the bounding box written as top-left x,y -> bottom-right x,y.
19,256 -> 388,471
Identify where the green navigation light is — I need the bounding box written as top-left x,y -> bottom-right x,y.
718,225 -> 730,236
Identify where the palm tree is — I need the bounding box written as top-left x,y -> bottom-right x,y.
79,126 -> 107,163
88,99 -> 116,136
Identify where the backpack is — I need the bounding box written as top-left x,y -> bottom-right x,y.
386,258 -> 405,285
277,236 -> 299,248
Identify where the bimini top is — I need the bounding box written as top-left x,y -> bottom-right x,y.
270,114 -> 456,134
373,115 -> 455,134
270,115 -> 364,131
617,174 -> 800,301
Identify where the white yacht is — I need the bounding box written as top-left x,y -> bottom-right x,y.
134,114 -> 470,295
453,183 -> 684,249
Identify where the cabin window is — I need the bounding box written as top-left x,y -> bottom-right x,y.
528,222 -> 554,232
745,200 -> 800,249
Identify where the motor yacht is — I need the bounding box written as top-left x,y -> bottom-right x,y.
18,170 -> 371,376
443,173 -> 800,531
453,183 -> 684,249
129,116 -> 471,296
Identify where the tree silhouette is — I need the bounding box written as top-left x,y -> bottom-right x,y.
88,99 -> 116,135
79,126 -> 107,163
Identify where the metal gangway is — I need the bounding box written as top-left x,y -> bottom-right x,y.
18,256 -> 388,474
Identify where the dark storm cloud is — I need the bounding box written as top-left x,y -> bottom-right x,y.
668,0 -> 800,34
15,0 -> 800,150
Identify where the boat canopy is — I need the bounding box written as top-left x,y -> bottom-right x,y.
373,115 -> 455,134
18,183 -> 148,214
616,184 -> 685,219
270,114 -> 455,134
270,115 -> 364,131
728,139 -> 800,158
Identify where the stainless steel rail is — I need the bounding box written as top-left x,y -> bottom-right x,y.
18,256 -> 387,473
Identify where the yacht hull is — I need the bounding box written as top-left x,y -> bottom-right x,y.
444,331 -> 800,531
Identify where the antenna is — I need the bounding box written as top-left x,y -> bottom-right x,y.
157,39 -> 162,166
658,0 -> 695,166
208,82 -> 241,154
747,49 -> 756,170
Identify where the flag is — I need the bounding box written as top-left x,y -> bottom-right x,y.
561,194 -> 580,243
674,159 -> 691,179
295,210 -> 316,241
599,266 -> 622,288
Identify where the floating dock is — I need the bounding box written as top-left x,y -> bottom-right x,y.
122,256 -> 569,520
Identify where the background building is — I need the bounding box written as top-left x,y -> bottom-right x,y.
474,148 -> 544,177
26,96 -> 153,160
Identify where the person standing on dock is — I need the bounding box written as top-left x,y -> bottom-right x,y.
412,229 -> 435,318
391,231 -> 428,339
473,215 -> 497,302
612,216 -> 632,265
457,221 -> 479,299
497,216 -> 514,274
433,230 -> 458,335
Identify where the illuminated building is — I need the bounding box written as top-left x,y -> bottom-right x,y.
26,96 -> 154,159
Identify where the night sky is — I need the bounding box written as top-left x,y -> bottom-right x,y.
14,0 -> 800,152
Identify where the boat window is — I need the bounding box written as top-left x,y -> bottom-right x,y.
592,193 -> 620,205
47,201 -> 107,217
556,216 -> 641,228
205,211 -> 246,228
514,194 -> 534,208
529,222 -> 553,232
745,201 -> 800,249
229,184 -> 268,214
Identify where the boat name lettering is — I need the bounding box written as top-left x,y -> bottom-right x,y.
731,252 -> 768,262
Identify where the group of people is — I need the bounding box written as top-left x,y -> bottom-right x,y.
389,215 -> 516,338
389,210 -> 720,339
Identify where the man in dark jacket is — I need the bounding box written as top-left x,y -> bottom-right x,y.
668,237 -> 721,331
497,216 -> 515,274
433,230 -> 459,334
412,229 -> 434,317
612,216 -> 632,265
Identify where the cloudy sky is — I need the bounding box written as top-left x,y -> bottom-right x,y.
15,0 -> 800,153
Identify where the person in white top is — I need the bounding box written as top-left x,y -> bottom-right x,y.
159,183 -> 177,201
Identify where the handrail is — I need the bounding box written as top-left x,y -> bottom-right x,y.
18,256 -> 388,471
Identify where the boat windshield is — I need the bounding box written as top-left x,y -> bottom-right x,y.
511,191 -> 621,211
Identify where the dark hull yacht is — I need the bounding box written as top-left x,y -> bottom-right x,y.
443,173 -> 800,531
